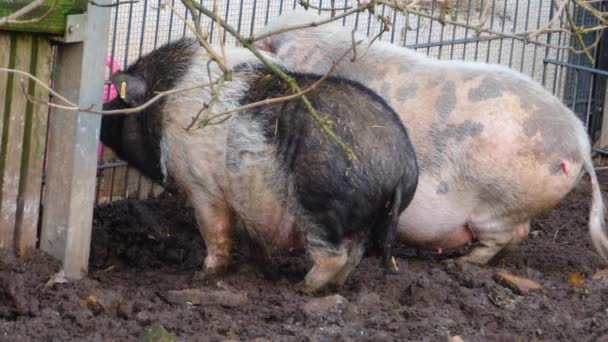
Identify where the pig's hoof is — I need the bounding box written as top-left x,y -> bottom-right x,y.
383,267 -> 400,276
295,281 -> 324,295
203,256 -> 230,275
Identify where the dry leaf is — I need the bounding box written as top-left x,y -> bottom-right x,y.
567,272 -> 585,289
494,271 -> 542,294
592,269 -> 608,282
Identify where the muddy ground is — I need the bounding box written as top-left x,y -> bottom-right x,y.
2,175 -> 608,341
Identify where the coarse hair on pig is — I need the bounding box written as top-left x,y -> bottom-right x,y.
256,10 -> 608,265
102,37 -> 419,292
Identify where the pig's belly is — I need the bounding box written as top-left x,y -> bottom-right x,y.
397,178 -> 475,250
248,204 -> 304,254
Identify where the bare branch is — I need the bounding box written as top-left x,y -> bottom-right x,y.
0,0 -> 43,25
165,1 -> 229,74
1,66 -> 219,116
187,0 -> 358,160
252,2 -> 370,42
89,0 -> 140,7
202,47 -> 350,125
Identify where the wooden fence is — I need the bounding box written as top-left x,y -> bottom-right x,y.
0,32 -> 52,259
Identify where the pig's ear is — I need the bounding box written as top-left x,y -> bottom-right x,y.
254,37 -> 273,52
110,72 -> 148,108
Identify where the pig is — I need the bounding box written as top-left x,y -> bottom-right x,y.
100,38 -> 418,292
254,10 -> 608,264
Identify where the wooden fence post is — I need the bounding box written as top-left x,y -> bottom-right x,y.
38,1 -> 111,279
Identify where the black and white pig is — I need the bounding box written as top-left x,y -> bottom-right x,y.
100,38 -> 418,292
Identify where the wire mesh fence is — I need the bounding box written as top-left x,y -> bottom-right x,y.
96,0 -> 608,203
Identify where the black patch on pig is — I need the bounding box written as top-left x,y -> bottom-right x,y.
467,74 -> 536,111
435,81 -> 457,119
437,182 -> 449,194
100,38 -> 199,184
522,105 -> 583,163
396,83 -> 418,102
419,120 -> 484,174
234,70 -> 419,258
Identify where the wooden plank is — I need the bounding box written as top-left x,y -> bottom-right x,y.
39,0 -> 110,279
0,0 -> 87,35
0,33 -> 10,169
138,173 -> 153,200
14,36 -> 52,259
0,33 -> 32,251
0,32 -> 12,249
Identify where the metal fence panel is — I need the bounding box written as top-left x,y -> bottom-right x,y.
96,0 -> 607,203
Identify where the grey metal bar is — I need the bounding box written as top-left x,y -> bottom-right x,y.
519,0 -> 531,72
497,0 -> 508,64
508,0 -> 520,68
153,0 -> 162,48
450,0 -> 462,60
462,0 -> 473,59
544,59 -> 608,78
485,0 -> 496,63
406,34 -> 511,49
40,0 -> 112,279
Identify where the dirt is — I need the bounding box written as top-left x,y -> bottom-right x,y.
2,176 -> 608,342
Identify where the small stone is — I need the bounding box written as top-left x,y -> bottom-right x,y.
203,290 -> 248,307
357,292 -> 380,306
494,271 -> 542,294
139,324 -> 176,342
165,288 -> 248,307
135,311 -> 152,325
369,331 -> 393,342
447,336 -> 465,342
302,294 -> 349,318
166,289 -> 205,305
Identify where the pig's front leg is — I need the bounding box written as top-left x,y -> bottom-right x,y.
193,198 -> 234,275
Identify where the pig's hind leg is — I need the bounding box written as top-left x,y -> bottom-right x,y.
298,217 -> 350,293
459,221 -> 530,265
327,239 -> 366,288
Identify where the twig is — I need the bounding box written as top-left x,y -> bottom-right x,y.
378,0 -> 606,53
0,0 -> 43,25
3,65 -> 219,116
252,2 -> 370,42
213,0 -> 227,70
89,0 -> 140,7
203,42 -> 358,128
565,4 -> 595,65
527,0 -> 569,40
189,1 -> 357,160
184,76 -> 225,130
299,0 -> 353,12
0,67 -> 76,106
182,0 -> 205,40
172,1 -> 228,74
0,0 -> 59,26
